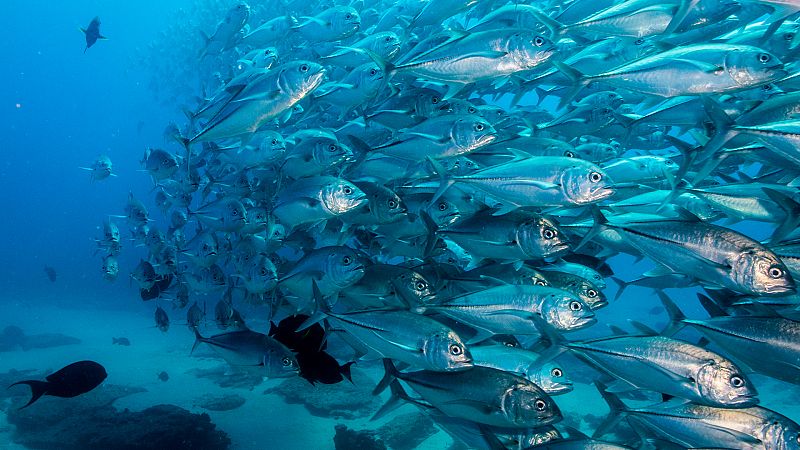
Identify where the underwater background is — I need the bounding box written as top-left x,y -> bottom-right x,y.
3,0 -> 800,449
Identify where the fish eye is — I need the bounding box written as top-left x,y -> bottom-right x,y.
343,186 -> 353,195
551,368 -> 563,378
385,36 -> 392,42
473,123 -> 484,132
758,53 -> 771,64
345,13 -> 352,19
534,399 -> 547,411
438,202 -> 448,211
589,171 -> 603,183
449,344 -> 463,355
260,268 -> 268,276
634,38 -> 645,45
388,199 -> 398,208
300,64 -> 309,72
536,280 -> 547,286
587,289 -> 598,298
328,144 -> 338,152
370,68 -> 377,76
785,33 -> 795,41
534,36 -> 545,46
416,281 -> 426,290
730,376 -> 744,387
564,151 -> 575,158
763,84 -> 773,91
569,301 -> 582,311
468,107 -> 476,114
232,210 -> 238,216
431,96 -> 440,104
342,256 -> 352,265
769,266 -> 784,278
543,228 -> 556,239
271,139 -> 278,145
281,357 -> 292,366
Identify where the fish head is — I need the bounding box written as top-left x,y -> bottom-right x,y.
425,198 -> 461,226
249,256 -> 278,290
501,383 -> 561,426
228,3 -> 250,24
414,89 -> 446,117
726,47 -> 786,88
279,61 -> 326,100
326,246 -> 367,288
395,271 -> 435,304
542,292 -> 596,331
322,179 -> 367,215
368,185 -> 407,223
517,217 -> 570,259
508,32 -> 555,69
263,346 -> 299,378
451,117 -> 497,154
696,360 -> 758,407
735,249 -> 796,296
258,131 -> 287,162
424,330 -> 472,371
560,164 -> 615,205
373,32 -> 401,60
528,363 -> 573,395
313,136 -> 350,166
253,47 -> 279,69
764,420 -> 800,450
330,6 -> 361,37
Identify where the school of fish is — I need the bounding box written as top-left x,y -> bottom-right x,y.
93,0 -> 800,448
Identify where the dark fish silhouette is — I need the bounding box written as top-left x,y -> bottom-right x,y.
9,360 -> 107,409
80,16 -> 106,53
140,274 -> 174,301
112,337 -> 130,346
157,371 -> 169,382
269,315 -> 353,385
43,266 -> 57,283
155,306 -> 170,332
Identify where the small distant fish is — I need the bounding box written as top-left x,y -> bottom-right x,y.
187,301 -> 205,330
157,371 -> 169,382
80,17 -> 107,53
43,266 -> 56,283
79,155 -> 115,181
155,306 -> 169,333
112,337 -> 130,346
9,360 -> 107,409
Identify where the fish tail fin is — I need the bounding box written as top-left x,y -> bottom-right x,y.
610,276 -> 629,301
341,361 -> 355,383
593,381 -> 628,438
372,358 -> 399,396
696,293 -> 727,318
8,380 -> 49,409
657,291 -> 686,337
190,327 -> 205,354
551,61 -> 588,110
762,188 -> 800,244
420,210 -> 440,259
696,96 -> 737,164
575,205 -> 608,251
426,157 -> 454,204
296,280 -> 329,331
371,359 -> 413,421
112,337 -> 119,345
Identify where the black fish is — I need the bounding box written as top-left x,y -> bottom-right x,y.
157,371 -> 169,382
140,274 -> 174,301
80,16 -> 106,53
9,360 -> 107,409
269,315 -> 353,385
269,314 -> 326,353
155,306 -> 169,332
112,337 -> 130,346
296,351 -> 354,385
44,266 -> 57,283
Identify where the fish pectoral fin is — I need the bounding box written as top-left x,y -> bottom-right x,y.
604,379 -> 639,393
671,58 -> 724,74
98,35 -> 108,40
230,89 -> 282,103
403,132 -> 450,144
379,334 -> 423,353
457,50 -> 509,60
701,423 -> 764,446
439,399 -> 497,415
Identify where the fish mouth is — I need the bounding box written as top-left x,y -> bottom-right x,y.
572,316 -> 597,329
549,382 -> 573,395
